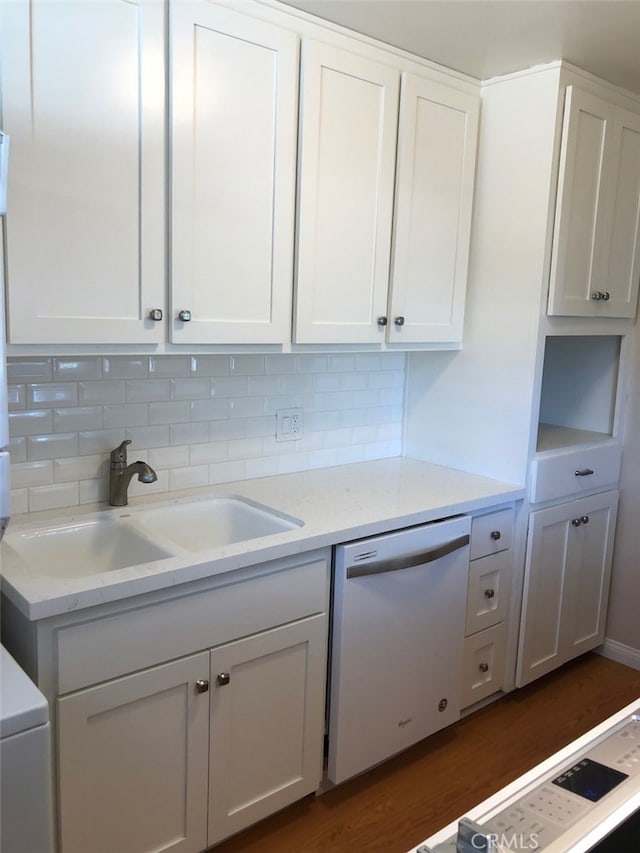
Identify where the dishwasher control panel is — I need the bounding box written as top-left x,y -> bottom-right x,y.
420,710 -> 640,852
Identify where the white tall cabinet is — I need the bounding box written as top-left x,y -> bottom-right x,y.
405,61 -> 640,690
0,0 -> 165,345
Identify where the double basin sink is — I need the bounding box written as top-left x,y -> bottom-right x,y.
4,496 -> 303,579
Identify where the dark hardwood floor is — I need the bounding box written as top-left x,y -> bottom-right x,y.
213,654 -> 640,853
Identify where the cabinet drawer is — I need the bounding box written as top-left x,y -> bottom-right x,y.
469,508 -> 514,560
529,443 -> 621,504
466,550 -> 512,636
55,553 -> 329,694
461,623 -> 506,709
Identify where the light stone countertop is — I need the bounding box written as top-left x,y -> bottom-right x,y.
0,457 -> 524,621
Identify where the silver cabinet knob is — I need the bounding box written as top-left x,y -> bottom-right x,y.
394,316 -> 405,326
602,291 -> 610,301
572,518 -> 582,527
216,672 -> 230,687
178,310 -> 192,322
478,662 -> 490,673
592,291 -> 604,301
490,530 -> 501,541
195,679 -> 209,694
149,308 -> 163,321
581,515 -> 590,524
484,588 -> 495,599
377,316 -> 388,326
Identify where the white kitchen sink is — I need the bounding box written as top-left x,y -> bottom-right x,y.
5,518 -> 173,578
131,495 -> 302,552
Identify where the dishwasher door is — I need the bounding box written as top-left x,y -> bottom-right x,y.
328,515 -> 471,785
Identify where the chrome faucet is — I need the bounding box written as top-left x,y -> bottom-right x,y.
109,440 -> 157,506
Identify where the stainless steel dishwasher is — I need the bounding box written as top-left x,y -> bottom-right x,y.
327,514 -> 471,785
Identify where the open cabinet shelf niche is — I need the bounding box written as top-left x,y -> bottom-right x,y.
536,335 -> 622,453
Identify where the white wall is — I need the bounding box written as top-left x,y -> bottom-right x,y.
607,326 -> 640,651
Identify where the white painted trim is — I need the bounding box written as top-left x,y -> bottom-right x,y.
597,638 -> 640,670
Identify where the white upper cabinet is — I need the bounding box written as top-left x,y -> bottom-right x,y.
294,45 -> 479,346
548,86 -> 640,318
0,0 -> 165,344
388,74 -> 479,344
294,41 -> 400,345
170,1 -> 298,344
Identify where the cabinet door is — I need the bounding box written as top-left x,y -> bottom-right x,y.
294,41 -> 399,344
57,652 -> 210,853
208,615 -> 326,846
0,0 -> 165,344
599,107 -> 640,318
388,74 -> 479,343
171,2 -> 298,344
548,87 -> 615,317
516,490 -> 618,688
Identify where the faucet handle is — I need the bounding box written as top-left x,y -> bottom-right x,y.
110,439 -> 132,465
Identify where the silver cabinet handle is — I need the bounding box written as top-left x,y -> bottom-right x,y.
602,291 -> 610,301
575,468 -> 594,477
195,679 -> 209,694
484,588 -> 495,599
592,291 -> 603,301
346,534 -> 469,579
149,308 -> 163,321
216,673 -> 230,687
490,530 -> 501,541
478,662 -> 490,673
178,310 -> 192,322
377,316 -> 388,326
572,518 -> 582,527
394,316 -> 405,326
581,515 -> 590,524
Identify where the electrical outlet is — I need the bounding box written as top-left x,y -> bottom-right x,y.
276,408 -> 304,442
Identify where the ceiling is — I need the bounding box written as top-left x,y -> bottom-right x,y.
281,0 -> 640,95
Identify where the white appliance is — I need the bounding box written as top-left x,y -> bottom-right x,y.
0,646 -> 54,853
415,699 -> 640,853
328,515 -> 471,785
0,130 -> 10,536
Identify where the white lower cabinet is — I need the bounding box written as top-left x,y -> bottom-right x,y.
24,551 -> 330,853
461,507 -> 514,709
58,653 -> 210,853
208,616 -> 325,846
517,490 -> 619,687
57,616 -> 326,853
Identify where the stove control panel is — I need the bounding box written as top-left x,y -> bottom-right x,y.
420,711 -> 640,852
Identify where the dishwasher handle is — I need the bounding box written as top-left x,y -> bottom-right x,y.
346,534 -> 470,579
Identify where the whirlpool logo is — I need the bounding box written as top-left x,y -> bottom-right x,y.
471,832 -> 540,850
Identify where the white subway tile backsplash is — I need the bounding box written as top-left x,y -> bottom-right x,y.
26,382 -> 78,409
54,407 -> 102,432
190,355 -> 230,377
11,460 -> 54,489
27,433 -> 79,461
103,404 -> 148,429
169,422 -> 210,445
149,356 -> 191,377
78,429 -> 126,456
54,455 -> 105,483
9,410 -> 53,436
7,359 -> 53,382
54,357 -> 102,381
230,355 -> 265,375
29,483 -> 67,511
7,352 -> 406,515
169,465 -> 209,491
169,378 -> 211,400
80,380 -> 126,405
126,380 -> 172,403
